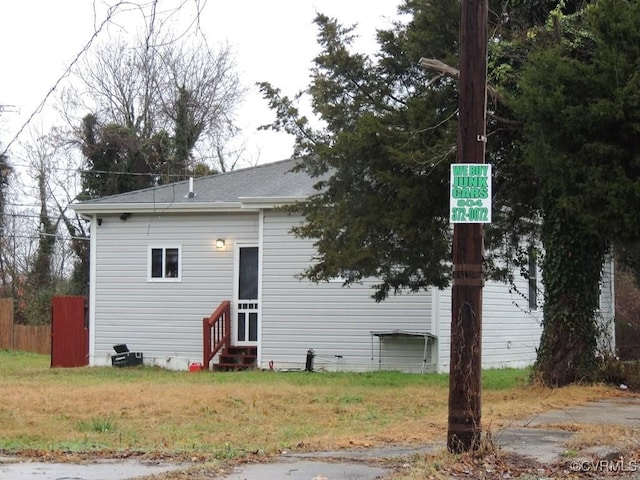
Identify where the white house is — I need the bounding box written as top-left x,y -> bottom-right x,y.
71,159 -> 614,373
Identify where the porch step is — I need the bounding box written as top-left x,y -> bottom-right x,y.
214,346 -> 257,371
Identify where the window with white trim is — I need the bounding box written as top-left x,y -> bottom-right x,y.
148,246 -> 181,281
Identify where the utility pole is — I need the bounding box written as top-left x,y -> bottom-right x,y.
447,0 -> 488,453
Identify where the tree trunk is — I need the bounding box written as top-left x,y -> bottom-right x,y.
533,207 -> 607,386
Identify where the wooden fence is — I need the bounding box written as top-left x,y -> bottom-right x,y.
0,298 -> 51,355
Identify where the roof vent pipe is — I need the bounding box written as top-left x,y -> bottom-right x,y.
186,177 -> 195,198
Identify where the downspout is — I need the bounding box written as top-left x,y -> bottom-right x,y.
257,209 -> 264,368
89,215 -> 98,365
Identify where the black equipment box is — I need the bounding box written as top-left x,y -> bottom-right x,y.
111,344 -> 143,367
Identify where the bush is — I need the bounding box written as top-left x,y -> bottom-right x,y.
599,356 -> 640,391
615,264 -> 640,361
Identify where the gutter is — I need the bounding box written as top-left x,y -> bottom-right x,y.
70,201 -> 245,215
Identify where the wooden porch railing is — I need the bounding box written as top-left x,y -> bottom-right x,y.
203,300 -> 231,370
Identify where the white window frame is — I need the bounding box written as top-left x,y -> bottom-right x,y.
148,245 -> 182,282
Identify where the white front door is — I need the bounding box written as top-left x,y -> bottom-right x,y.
234,246 -> 259,345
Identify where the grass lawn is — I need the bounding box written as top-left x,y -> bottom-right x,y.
0,350 -> 621,462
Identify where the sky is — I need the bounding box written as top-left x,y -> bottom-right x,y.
0,0 -> 401,167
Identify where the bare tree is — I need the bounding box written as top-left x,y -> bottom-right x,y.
64,27 -> 246,175
1,2 -> 245,308
0,145 -> 13,290
11,130 -> 66,323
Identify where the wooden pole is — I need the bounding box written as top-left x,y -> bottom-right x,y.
447,0 -> 488,453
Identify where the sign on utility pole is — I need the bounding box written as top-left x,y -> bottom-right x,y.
448,0 -> 488,453
450,163 -> 492,223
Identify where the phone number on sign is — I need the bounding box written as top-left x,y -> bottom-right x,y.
451,207 -> 489,222
570,459 -> 639,473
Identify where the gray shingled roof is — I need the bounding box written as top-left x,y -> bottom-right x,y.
72,158 -> 323,213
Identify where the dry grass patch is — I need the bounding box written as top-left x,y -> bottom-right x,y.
0,350 -> 627,464
562,423 -> 640,451
2,379 -> 450,455
482,383 -> 622,428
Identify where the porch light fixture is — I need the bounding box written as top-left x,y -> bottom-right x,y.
216,239 -> 225,249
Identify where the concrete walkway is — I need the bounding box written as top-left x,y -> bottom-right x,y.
0,458 -> 184,480
219,396 -> 640,480
1,396 -> 639,480
499,396 -> 640,463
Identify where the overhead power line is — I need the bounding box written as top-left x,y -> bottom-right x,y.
0,231 -> 89,242
6,160 -> 212,179
0,2 -> 125,159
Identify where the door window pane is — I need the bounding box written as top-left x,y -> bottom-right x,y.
249,312 -> 258,342
237,312 -> 246,342
239,247 -> 258,299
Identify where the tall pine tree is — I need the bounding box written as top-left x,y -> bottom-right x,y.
263,0 -> 640,386
260,2 -> 537,300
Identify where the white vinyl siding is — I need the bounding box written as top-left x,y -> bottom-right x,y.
260,210 -> 434,373
597,257 -> 615,353
436,253 -> 618,373
436,266 -> 544,373
91,212 -> 258,367
480,278 -> 544,369
89,207 -> 611,373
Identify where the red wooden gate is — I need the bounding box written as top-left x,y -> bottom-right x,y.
51,296 -> 88,368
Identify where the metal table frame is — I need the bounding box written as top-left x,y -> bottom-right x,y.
370,330 -> 438,374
